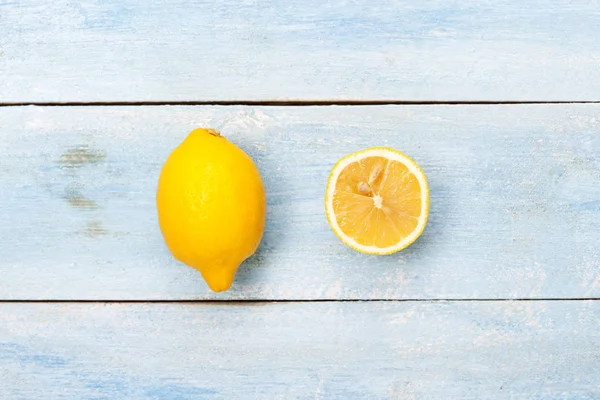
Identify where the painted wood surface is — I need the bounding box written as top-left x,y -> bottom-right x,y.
1,105 -> 599,300
2,0 -> 600,102
1,301 -> 599,399
4,1 -> 600,395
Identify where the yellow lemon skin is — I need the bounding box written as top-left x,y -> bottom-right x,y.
156,128 -> 266,292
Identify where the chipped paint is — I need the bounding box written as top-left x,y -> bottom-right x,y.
78,221 -> 107,238
62,184 -> 98,210
58,145 -> 106,170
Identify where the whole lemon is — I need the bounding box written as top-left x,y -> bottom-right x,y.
156,128 -> 266,292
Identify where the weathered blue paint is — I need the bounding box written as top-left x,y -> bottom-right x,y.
2,2 -> 600,395
1,0 -> 600,101
0,105 -> 599,300
0,340 -> 219,399
0,302 -> 599,399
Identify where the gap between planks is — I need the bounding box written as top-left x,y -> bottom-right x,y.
2,100 -> 600,107
1,298 -> 600,304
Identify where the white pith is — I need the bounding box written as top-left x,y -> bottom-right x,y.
325,148 -> 429,254
373,194 -> 383,208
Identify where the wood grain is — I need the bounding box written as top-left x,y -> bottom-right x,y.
2,0 -> 600,102
1,105 -> 599,300
1,301 -> 599,399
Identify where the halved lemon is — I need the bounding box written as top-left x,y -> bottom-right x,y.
325,147 -> 429,255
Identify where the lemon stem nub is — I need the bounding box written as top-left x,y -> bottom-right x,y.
205,128 -> 221,137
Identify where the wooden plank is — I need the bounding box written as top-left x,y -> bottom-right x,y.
2,0 -> 600,102
0,301 -> 599,398
1,105 -> 599,300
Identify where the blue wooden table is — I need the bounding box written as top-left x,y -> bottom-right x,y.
1,1 -> 600,398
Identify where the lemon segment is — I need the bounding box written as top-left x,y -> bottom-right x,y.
325,147 -> 429,255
